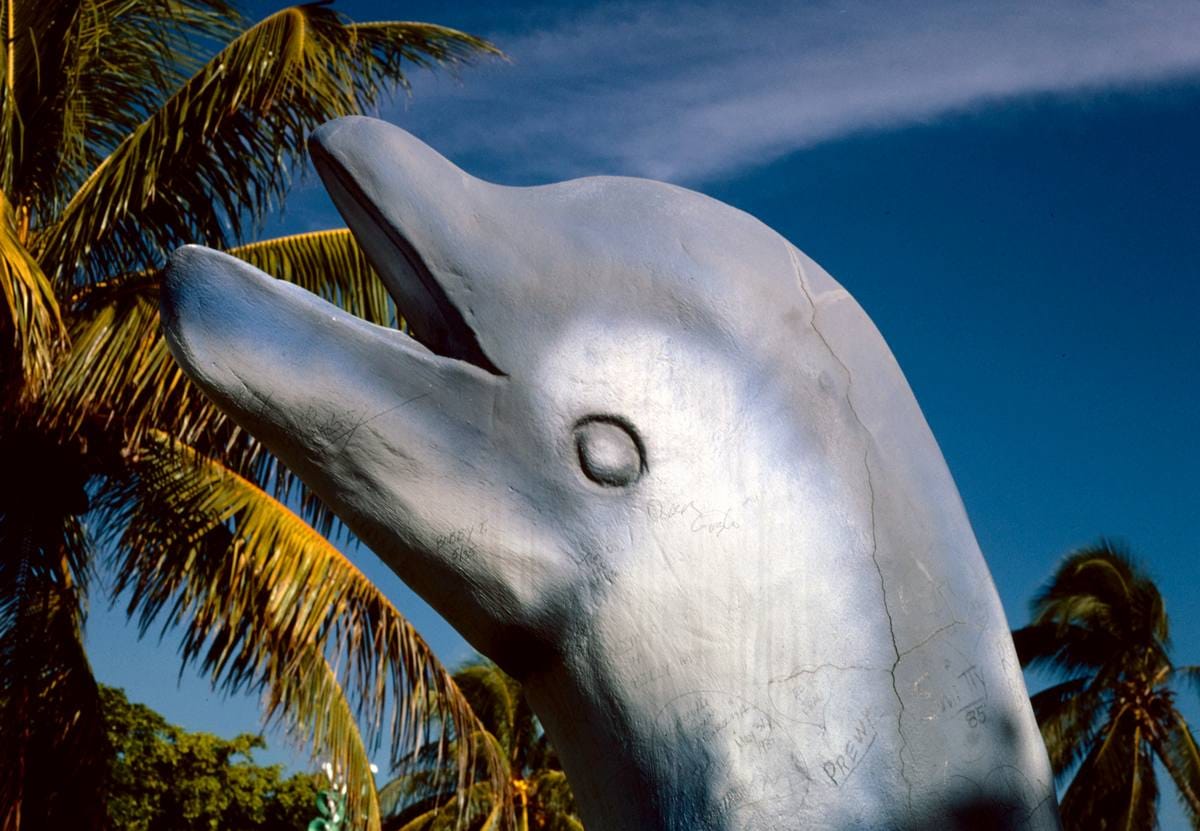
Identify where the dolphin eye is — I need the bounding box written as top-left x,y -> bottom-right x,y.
574,416 -> 645,487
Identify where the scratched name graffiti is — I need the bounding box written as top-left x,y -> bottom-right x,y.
678,696 -> 772,746
645,499 -> 741,536
820,709 -> 877,788
938,664 -> 989,728
433,520 -> 487,563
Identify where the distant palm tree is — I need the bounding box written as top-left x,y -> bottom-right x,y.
381,661 -> 582,831
1013,540 -> 1200,830
0,2 -> 502,828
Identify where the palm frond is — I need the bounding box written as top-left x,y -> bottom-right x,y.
0,189 -> 62,388
35,5 -> 499,283
377,716 -> 518,829
44,275 -> 225,443
379,662 -> 575,831
2,0 -> 241,218
387,780 -> 500,831
1158,709 -> 1200,826
1032,541 -> 1168,647
530,769 -> 579,826
1012,622 -> 1115,677
273,641 -> 384,829
453,663 -> 520,757
1027,678 -> 1104,780
1174,665 -> 1200,699
1058,706 -> 1157,831
93,431 -> 505,817
49,227 -> 392,414
378,767 -> 455,820
545,815 -> 585,831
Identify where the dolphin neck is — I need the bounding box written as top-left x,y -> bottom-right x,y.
523,655 -> 865,830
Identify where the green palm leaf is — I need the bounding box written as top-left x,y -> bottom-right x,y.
275,643 -> 385,829
380,662 -> 581,831
1058,707 -> 1158,830
454,663 -> 522,758
35,5 -> 498,283
1158,709 -> 1200,826
388,780 -> 501,831
47,228 -> 396,537
223,228 -> 396,325
0,189 -> 61,387
95,431 -> 503,829
1027,678 -> 1103,778
1,0 -> 240,215
3,2 -> 501,826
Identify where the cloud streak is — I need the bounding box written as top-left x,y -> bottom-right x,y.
388,0 -> 1200,184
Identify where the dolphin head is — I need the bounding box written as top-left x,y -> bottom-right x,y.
161,116 -> 850,671
162,117 -> 1057,829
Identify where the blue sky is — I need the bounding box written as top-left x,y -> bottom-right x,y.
87,0 -> 1200,824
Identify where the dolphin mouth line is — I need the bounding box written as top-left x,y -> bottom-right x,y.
309,140 -> 504,377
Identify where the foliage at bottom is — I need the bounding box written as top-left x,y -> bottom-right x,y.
102,685 -> 319,831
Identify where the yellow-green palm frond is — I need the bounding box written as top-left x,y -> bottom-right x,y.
1018,541 -> 1200,830
275,642 -> 385,829
45,274 -> 222,444
386,779 -> 504,831
0,189 -> 62,389
453,663 -> 522,756
224,228 -> 396,325
1,0 -> 241,217
378,727 -> 512,824
380,661 -> 583,831
94,431 -> 504,827
342,20 -> 506,88
529,769 -> 580,828
46,229 -> 389,489
35,4 -> 499,284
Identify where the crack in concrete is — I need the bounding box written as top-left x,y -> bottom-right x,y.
773,662 -> 883,683
898,620 -> 965,660
786,242 -> 915,813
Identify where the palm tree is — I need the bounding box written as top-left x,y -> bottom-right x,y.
381,661 -> 582,831
0,2 -> 505,828
1013,540 -> 1200,830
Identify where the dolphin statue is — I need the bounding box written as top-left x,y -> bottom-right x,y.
160,116 -> 1059,830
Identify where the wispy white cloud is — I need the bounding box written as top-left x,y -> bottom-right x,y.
386,0 -> 1200,184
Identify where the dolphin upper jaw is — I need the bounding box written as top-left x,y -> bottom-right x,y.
308,121 -> 504,375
